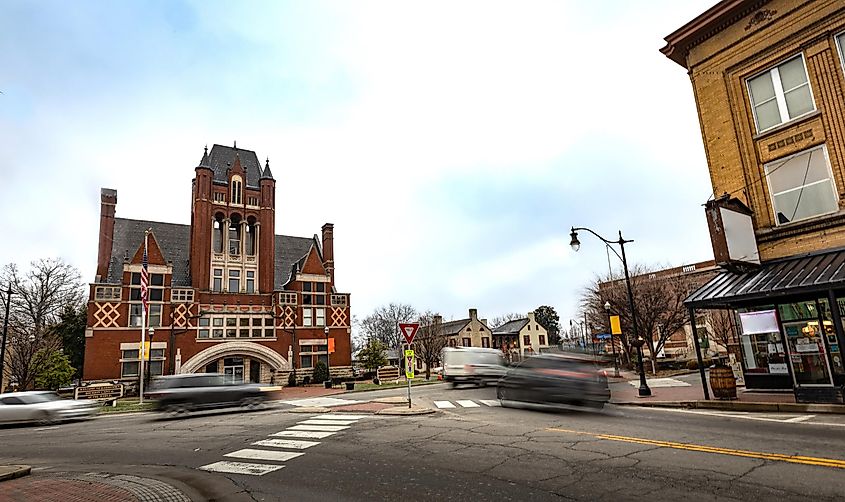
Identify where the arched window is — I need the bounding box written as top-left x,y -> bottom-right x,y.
229,214 -> 241,256
212,214 -> 224,254
246,218 -> 256,256
231,176 -> 242,205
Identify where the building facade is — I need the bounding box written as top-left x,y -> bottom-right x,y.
663,0 -> 845,402
84,144 -> 352,385
492,312 -> 550,359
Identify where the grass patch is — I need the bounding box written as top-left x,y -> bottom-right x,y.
97,398 -> 156,414
346,379 -> 443,392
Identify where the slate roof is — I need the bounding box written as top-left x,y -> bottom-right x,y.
204,144 -> 267,189
492,318 -> 529,335
104,217 -> 315,290
441,319 -> 470,336
685,247 -> 845,309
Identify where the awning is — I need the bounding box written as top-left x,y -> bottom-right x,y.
685,248 -> 845,309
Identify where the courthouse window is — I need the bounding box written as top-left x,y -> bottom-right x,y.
747,55 -> 815,133
837,32 -> 845,77
765,145 -> 837,225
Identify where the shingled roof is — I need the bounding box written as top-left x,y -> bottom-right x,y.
493,318 -> 529,335
204,144 -> 266,189
104,217 -> 315,289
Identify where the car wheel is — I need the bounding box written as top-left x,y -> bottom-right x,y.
240,397 -> 263,410
450,381 -> 458,389
164,403 -> 190,417
496,386 -> 506,400
37,411 -> 57,426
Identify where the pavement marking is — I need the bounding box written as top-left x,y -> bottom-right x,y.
785,415 -> 816,423
299,419 -> 358,426
654,408 -> 845,426
628,378 -> 690,388
272,430 -> 337,439
457,400 -> 480,408
199,461 -> 284,476
225,448 -> 305,462
320,414 -> 368,420
547,427 -> 845,470
252,439 -> 321,450
434,401 -> 456,408
280,397 -> 362,408
479,400 -> 501,407
288,424 -> 350,432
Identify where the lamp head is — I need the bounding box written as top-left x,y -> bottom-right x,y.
569,229 -> 580,252
604,301 -> 611,311
324,326 -> 329,335
149,327 -> 155,336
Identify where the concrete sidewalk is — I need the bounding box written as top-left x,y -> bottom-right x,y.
609,368 -> 845,414
0,471 -> 193,502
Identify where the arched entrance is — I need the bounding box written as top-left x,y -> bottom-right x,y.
180,342 -> 289,383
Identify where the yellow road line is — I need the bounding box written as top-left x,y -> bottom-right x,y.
546,428 -> 845,469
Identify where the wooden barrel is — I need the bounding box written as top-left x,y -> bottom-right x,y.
709,365 -> 737,400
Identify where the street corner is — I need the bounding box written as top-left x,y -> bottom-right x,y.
0,465 -> 31,482
371,396 -> 409,405
287,406 -> 333,414
376,405 -> 437,416
0,472 -> 192,502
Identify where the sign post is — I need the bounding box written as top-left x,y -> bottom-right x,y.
399,323 -> 419,409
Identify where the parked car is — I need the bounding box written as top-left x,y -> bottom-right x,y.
147,373 -> 270,416
0,391 -> 99,425
441,347 -> 507,387
496,353 -> 610,409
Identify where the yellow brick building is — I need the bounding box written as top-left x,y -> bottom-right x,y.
663,0 -> 845,402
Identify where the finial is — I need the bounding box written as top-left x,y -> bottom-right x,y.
234,140 -> 237,149
265,157 -> 270,169
204,144 -> 208,155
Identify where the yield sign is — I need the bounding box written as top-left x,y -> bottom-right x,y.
399,322 -> 420,345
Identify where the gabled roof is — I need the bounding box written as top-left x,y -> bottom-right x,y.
205,144 -> 264,189
441,319 -> 471,336
104,217 -> 315,289
493,318 -> 528,336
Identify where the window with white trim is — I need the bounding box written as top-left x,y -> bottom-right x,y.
765,145 -> 838,225
303,308 -> 313,327
171,289 -> 194,302
299,341 -> 328,368
231,176 -> 242,205
837,32 -> 845,77
246,270 -> 255,293
228,269 -> 240,292
279,292 -> 297,305
213,191 -> 225,203
129,304 -> 162,327
198,315 -> 274,339
316,308 -> 325,327
302,282 -> 326,306
95,286 -> 121,301
212,268 -> 223,292
331,294 -> 347,306
120,348 -> 165,378
747,55 -> 815,133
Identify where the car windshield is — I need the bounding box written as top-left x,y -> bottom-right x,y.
19,393 -> 61,404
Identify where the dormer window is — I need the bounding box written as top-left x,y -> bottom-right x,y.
231,176 -> 243,205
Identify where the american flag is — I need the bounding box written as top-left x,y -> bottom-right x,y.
140,238 -> 149,315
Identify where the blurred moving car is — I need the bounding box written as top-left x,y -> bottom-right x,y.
0,391 -> 99,425
147,373 -> 271,415
496,353 -> 610,409
441,347 -> 507,387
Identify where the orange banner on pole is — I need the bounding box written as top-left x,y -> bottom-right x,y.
610,316 -> 622,335
328,337 -> 335,354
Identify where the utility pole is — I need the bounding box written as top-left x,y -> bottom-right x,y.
0,285 -> 12,393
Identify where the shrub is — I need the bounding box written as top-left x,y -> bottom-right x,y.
312,361 -> 329,384
287,372 -> 297,387
686,358 -> 714,370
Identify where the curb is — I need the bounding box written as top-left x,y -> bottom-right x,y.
615,400 -> 845,414
288,406 -> 333,413
0,465 -> 31,482
376,406 -> 436,416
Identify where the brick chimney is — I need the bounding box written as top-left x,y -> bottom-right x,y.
322,223 -> 334,284
469,308 -> 478,320
96,188 -> 117,282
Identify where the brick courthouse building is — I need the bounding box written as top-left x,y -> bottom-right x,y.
83,144 -> 352,384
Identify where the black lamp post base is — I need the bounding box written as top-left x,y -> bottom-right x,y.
638,385 -> 652,397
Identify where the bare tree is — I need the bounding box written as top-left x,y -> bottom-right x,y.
1,259 -> 83,390
415,310 -> 446,380
707,309 -> 738,352
489,313 -> 523,329
359,303 -> 418,350
581,264 -> 701,373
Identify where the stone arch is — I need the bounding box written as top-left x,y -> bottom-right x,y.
180,341 -> 289,374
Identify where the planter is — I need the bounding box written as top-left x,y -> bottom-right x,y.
345,382 -> 355,391
709,365 -> 737,400
324,381 -> 332,389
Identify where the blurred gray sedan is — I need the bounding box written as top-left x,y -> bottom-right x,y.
0,391 -> 99,425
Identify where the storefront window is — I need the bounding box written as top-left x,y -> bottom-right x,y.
779,301 -> 832,385
819,299 -> 844,375
738,309 -> 787,374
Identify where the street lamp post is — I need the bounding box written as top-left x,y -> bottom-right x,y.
324,326 -> 331,388
604,301 -> 620,378
0,285 -> 12,393
570,227 -> 651,397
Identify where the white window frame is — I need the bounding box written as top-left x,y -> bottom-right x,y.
331,294 -> 347,306
95,286 -> 121,301
171,289 -> 194,303
765,144 -> 838,226
836,31 -> 845,79
129,304 -> 162,327
315,307 -> 325,327
303,308 -> 313,327
279,292 -> 297,305
747,54 -> 816,134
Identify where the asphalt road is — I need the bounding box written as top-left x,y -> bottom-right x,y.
2,383 -> 845,501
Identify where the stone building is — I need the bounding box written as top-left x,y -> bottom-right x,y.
492,312 -> 550,359
84,144 -> 352,384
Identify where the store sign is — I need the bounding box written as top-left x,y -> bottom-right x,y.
739,310 -> 779,335
768,363 -> 789,374
75,383 -> 124,401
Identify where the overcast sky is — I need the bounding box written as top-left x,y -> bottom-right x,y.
1,0 -> 717,328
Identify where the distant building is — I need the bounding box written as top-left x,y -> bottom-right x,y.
492,312 -> 550,359
663,0 -> 845,402
84,144 -> 352,385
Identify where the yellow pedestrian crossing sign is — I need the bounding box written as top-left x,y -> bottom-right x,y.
405,349 -> 414,379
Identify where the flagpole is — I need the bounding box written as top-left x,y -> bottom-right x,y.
139,229 -> 149,404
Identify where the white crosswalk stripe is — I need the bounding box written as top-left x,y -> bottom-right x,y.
200,461 -> 284,476
456,400 -> 480,408
479,399 -> 501,407
272,430 -> 337,439
288,424 -> 349,432
252,439 -> 321,450
320,414 -> 368,420
299,419 -> 357,426
434,399 -> 502,409
434,400 -> 456,408
225,449 -> 304,462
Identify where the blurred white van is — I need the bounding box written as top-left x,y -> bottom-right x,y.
441,347 -> 507,387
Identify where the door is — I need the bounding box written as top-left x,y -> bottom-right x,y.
249,359 -> 261,383
783,320 -> 833,386
223,357 -> 244,384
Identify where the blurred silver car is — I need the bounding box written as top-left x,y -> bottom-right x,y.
0,391 -> 100,425
441,347 -> 507,387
